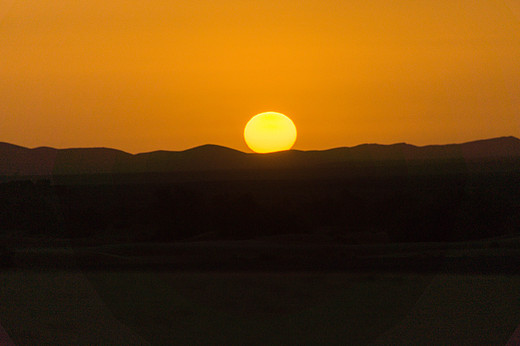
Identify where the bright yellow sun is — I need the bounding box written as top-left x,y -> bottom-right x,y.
244,112 -> 297,153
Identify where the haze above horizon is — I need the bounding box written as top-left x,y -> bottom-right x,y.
1,0 -> 519,153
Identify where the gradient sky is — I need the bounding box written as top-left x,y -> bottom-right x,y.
1,0 -> 519,153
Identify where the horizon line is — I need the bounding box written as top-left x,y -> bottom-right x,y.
1,135 -> 518,156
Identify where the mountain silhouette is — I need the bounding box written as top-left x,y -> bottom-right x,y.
0,136 -> 519,178
1,136 -> 519,245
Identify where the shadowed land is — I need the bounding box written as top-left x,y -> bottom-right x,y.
6,233 -> 520,274
0,136 -> 519,272
1,136 -> 519,253
1,269 -> 519,345
1,137 -> 520,344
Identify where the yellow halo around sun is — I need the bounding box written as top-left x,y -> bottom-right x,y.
244,112 -> 297,153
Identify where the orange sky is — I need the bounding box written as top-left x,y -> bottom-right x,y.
1,0 -> 519,153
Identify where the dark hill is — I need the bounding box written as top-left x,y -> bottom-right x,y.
0,136 -> 519,178
1,137 -> 519,244
133,144 -> 248,173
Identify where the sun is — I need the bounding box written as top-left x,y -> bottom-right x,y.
244,112 -> 297,153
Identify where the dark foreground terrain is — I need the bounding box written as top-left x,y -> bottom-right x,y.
1,136 -> 519,245
1,137 -> 520,344
3,235 -> 520,344
1,269 -> 520,345
1,169 -> 518,245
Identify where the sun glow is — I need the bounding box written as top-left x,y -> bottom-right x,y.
244,112 -> 297,153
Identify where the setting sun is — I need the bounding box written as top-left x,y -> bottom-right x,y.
244,112 -> 297,153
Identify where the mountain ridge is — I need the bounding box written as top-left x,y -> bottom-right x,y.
2,136 -> 518,155
0,136 -> 519,177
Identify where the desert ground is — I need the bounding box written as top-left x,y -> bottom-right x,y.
1,236 -> 520,345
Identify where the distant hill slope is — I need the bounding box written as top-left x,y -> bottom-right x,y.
0,136 -> 519,177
